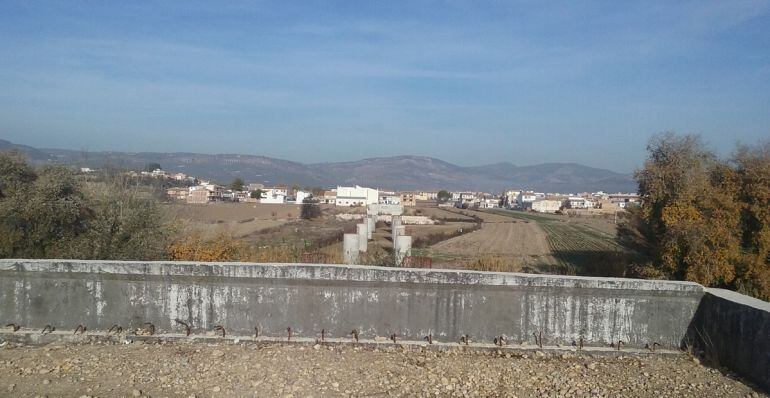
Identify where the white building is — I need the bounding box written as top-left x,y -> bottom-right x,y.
380,195 -> 401,205
294,190 -> 311,204
479,198 -> 499,209
261,192 -> 286,204
531,199 -> 562,213
336,185 -> 379,207
321,190 -> 337,205
516,191 -> 537,208
567,197 -> 595,209
503,190 -> 521,208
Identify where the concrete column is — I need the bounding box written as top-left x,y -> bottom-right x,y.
395,225 -> 406,237
367,215 -> 375,240
356,223 -> 368,253
394,235 -> 412,266
392,215 -> 401,229
391,215 -> 402,243
343,234 -> 360,264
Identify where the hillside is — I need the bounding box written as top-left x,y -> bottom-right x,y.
0,139 -> 636,192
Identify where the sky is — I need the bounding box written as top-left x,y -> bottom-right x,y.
0,1 -> 768,172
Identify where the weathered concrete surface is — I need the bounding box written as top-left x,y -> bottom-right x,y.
356,223 -> 368,251
342,234 -> 359,265
686,288 -> 770,392
1,260 -> 703,351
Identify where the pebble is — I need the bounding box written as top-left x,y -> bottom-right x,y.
0,341 -> 764,398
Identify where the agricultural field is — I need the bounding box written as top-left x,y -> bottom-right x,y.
165,203 -> 302,239
425,221 -> 553,270
162,202 -> 626,276
483,209 -> 627,276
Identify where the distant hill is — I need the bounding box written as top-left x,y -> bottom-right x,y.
0,139 -> 637,193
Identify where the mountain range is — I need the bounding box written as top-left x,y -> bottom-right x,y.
0,139 -> 637,193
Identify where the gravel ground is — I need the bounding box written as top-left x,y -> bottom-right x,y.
0,341 -> 766,398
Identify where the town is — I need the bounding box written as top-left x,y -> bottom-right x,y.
2,1 -> 768,397
152,168 -> 639,213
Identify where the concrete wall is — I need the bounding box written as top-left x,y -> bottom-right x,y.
686,288 -> 770,391
1,260 -> 703,349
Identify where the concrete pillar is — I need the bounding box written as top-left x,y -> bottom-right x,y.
367,215 -> 375,240
356,223 -> 368,253
394,235 -> 412,266
395,225 -> 406,237
391,215 -> 402,243
392,215 -> 401,229
343,234 -> 360,264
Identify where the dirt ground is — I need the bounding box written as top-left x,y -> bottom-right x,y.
165,203 -> 301,239
0,341 -> 765,398
404,206 -> 476,221
426,220 -> 556,269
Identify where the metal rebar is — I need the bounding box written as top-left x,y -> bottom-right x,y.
174,319 -> 191,336
5,323 -> 20,332
74,324 -> 86,335
350,329 -> 359,342
213,325 -> 226,337
41,325 -> 55,335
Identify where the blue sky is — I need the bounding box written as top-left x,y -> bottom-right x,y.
0,1 -> 768,172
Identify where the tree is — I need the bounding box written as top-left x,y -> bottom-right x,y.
144,162 -> 162,172
733,142 -> 770,299
230,178 -> 245,192
437,190 -> 451,203
621,133 -> 741,287
300,197 -> 321,220
0,151 -> 36,199
0,159 -> 91,258
0,152 -> 170,261
250,189 -> 264,199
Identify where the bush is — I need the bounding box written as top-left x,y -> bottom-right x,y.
300,198 -> 321,219
0,151 -> 170,261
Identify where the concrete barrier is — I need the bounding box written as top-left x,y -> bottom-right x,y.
1,260 -> 703,347
4,260 -> 768,390
686,288 -> 770,391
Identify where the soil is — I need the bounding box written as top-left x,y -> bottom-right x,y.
0,341 -> 765,398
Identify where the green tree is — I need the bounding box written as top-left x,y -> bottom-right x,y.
437,190 -> 451,203
144,162 -> 162,172
0,152 -> 170,261
0,157 -> 91,258
230,178 -> 245,191
250,189 -> 263,199
300,197 -> 321,220
64,181 -> 170,260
